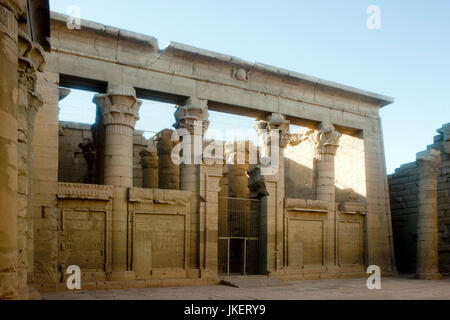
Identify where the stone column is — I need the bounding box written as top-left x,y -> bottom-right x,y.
414,148 -> 442,280
174,97 -> 209,269
93,85 -> 142,187
200,156 -> 223,277
0,1 -> 22,299
227,141 -> 251,198
155,129 -> 179,189
139,148 -> 158,188
254,113 -> 290,273
309,121 -> 341,204
16,28 -> 45,298
309,121 -> 341,266
93,85 -> 142,279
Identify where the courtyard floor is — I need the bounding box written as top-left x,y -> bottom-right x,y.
39,275 -> 450,300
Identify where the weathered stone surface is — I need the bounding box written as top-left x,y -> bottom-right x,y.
390,123 -> 450,274
1,6 -> 403,298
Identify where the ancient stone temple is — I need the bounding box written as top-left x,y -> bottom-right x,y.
389,123 -> 450,276
0,0 -> 50,299
1,4 -> 398,298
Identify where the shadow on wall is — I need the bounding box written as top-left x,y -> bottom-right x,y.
284,128 -> 366,203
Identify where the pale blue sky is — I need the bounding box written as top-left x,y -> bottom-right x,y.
51,0 -> 450,173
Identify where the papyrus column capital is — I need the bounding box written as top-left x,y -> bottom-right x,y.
309,120 -> 341,157
173,97 -> 209,135
93,85 -> 142,129
18,29 -> 45,91
139,148 -> 158,169
255,113 -> 290,148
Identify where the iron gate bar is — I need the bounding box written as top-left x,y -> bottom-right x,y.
218,197 -> 261,276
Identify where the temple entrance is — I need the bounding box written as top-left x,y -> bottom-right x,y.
218,197 -> 261,275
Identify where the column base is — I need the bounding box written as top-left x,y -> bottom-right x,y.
106,271 -> 135,281
413,272 -> 443,280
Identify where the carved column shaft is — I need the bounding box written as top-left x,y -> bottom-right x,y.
0,2 -> 20,299
139,148 -> 158,189
226,141 -> 253,198
174,97 -> 209,269
254,113 -> 290,273
93,86 -> 141,279
414,148 -> 442,280
156,129 -> 179,189
309,121 -> 341,268
310,122 -> 341,204
93,86 -> 142,188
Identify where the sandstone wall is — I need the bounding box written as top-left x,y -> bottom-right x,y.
389,123 -> 450,273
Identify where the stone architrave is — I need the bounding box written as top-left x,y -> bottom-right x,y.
414,148 -> 442,280
139,147 -> 158,189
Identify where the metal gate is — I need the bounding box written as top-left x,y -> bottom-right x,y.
218,197 -> 261,275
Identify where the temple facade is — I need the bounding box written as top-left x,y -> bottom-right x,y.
1,4 -> 398,298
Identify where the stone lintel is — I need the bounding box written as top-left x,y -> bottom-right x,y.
284,198 -> 329,211
128,187 -> 191,204
57,182 -> 113,200
339,202 -> 367,215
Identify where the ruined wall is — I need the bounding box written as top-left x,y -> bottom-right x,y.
389,123 -> 450,273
